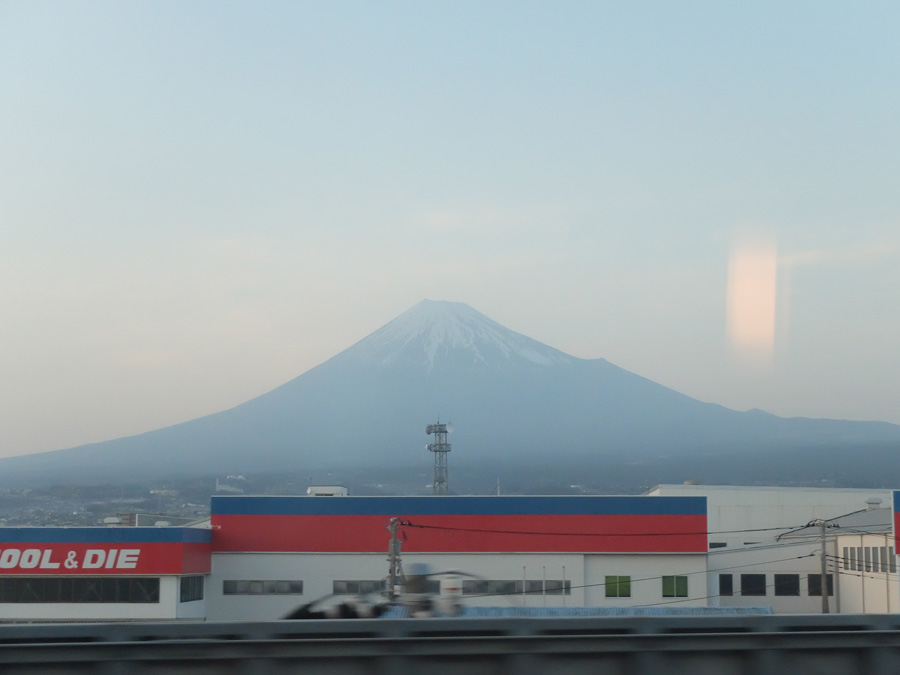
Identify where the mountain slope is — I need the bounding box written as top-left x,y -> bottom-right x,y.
2,299 -> 899,485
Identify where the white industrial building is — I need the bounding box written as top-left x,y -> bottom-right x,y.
0,485 -> 898,622
205,494 -> 710,620
647,484 -> 896,545
0,527 -> 210,622
650,484 -> 899,615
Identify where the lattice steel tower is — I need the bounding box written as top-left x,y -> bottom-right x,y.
426,421 -> 452,495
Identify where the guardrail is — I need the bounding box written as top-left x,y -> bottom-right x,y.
3,614 -> 900,674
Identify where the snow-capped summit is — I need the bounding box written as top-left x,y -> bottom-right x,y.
340,299 -> 574,371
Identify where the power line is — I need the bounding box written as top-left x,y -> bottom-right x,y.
708,539 -> 824,556
828,567 -> 895,582
601,554 -> 818,608
641,568 -> 828,608
823,554 -> 897,580
459,553 -> 816,601
399,519 -> 809,539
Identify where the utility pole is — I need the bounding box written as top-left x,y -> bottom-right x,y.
819,520 -> 830,614
387,518 -> 402,600
885,533 -> 892,614
860,533 -> 867,614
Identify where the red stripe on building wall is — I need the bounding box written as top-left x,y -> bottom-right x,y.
181,542 -> 213,574
0,542 -> 211,575
211,514 -> 707,553
894,512 -> 900,550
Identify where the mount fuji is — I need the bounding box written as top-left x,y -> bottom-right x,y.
3,299 -> 900,486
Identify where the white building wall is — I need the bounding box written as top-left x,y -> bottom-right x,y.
648,484 -> 894,548
400,553 -> 586,610
835,533 -> 899,614
207,552 -> 707,621
583,554 -> 707,607
707,540 -> 827,613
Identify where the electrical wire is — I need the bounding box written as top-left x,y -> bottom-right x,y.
641,571 -> 831,608
707,539 -> 824,556
604,556 -> 830,608
829,567 -> 895,582
823,554 -> 897,580
393,517 -> 893,604
399,520 -> 809,539
823,527 -> 894,537
459,552 -> 816,601
775,509 -> 894,540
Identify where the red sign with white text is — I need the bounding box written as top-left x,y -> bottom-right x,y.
0,542 -> 210,575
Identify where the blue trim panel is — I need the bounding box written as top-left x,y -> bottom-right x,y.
211,495 -> 707,517
894,491 -> 900,513
0,528 -> 212,544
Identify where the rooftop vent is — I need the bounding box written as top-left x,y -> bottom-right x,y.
865,497 -> 883,511
307,485 -> 349,497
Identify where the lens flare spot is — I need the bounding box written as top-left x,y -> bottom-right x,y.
727,237 -> 777,361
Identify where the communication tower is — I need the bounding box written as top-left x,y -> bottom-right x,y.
425,421 -> 452,495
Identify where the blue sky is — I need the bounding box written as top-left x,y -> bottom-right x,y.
1,1 -> 898,457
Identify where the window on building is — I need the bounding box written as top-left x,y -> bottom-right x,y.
605,576 -> 631,598
517,580 -> 544,594
223,580 -> 303,595
773,574 -> 800,596
847,546 -> 855,571
180,576 -> 204,603
462,579 -> 489,594
890,547 -> 897,574
872,547 -> 880,573
807,574 -> 834,597
461,579 -> 571,596
333,580 -> 386,595
662,576 -> 688,598
0,577 -> 159,604
485,580 -> 516,595
709,542 -> 727,549
740,574 -> 767,596
542,580 -> 572,595
719,574 -> 733,597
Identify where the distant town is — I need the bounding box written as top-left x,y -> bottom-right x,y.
0,463 -> 859,528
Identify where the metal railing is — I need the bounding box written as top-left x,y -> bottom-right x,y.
3,614 -> 900,674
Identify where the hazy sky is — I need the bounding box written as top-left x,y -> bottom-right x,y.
2,1 -> 899,459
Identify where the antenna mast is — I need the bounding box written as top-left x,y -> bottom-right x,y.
426,421 -> 452,495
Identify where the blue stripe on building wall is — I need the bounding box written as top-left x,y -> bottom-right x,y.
0,528 -> 212,544
211,495 -> 707,517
